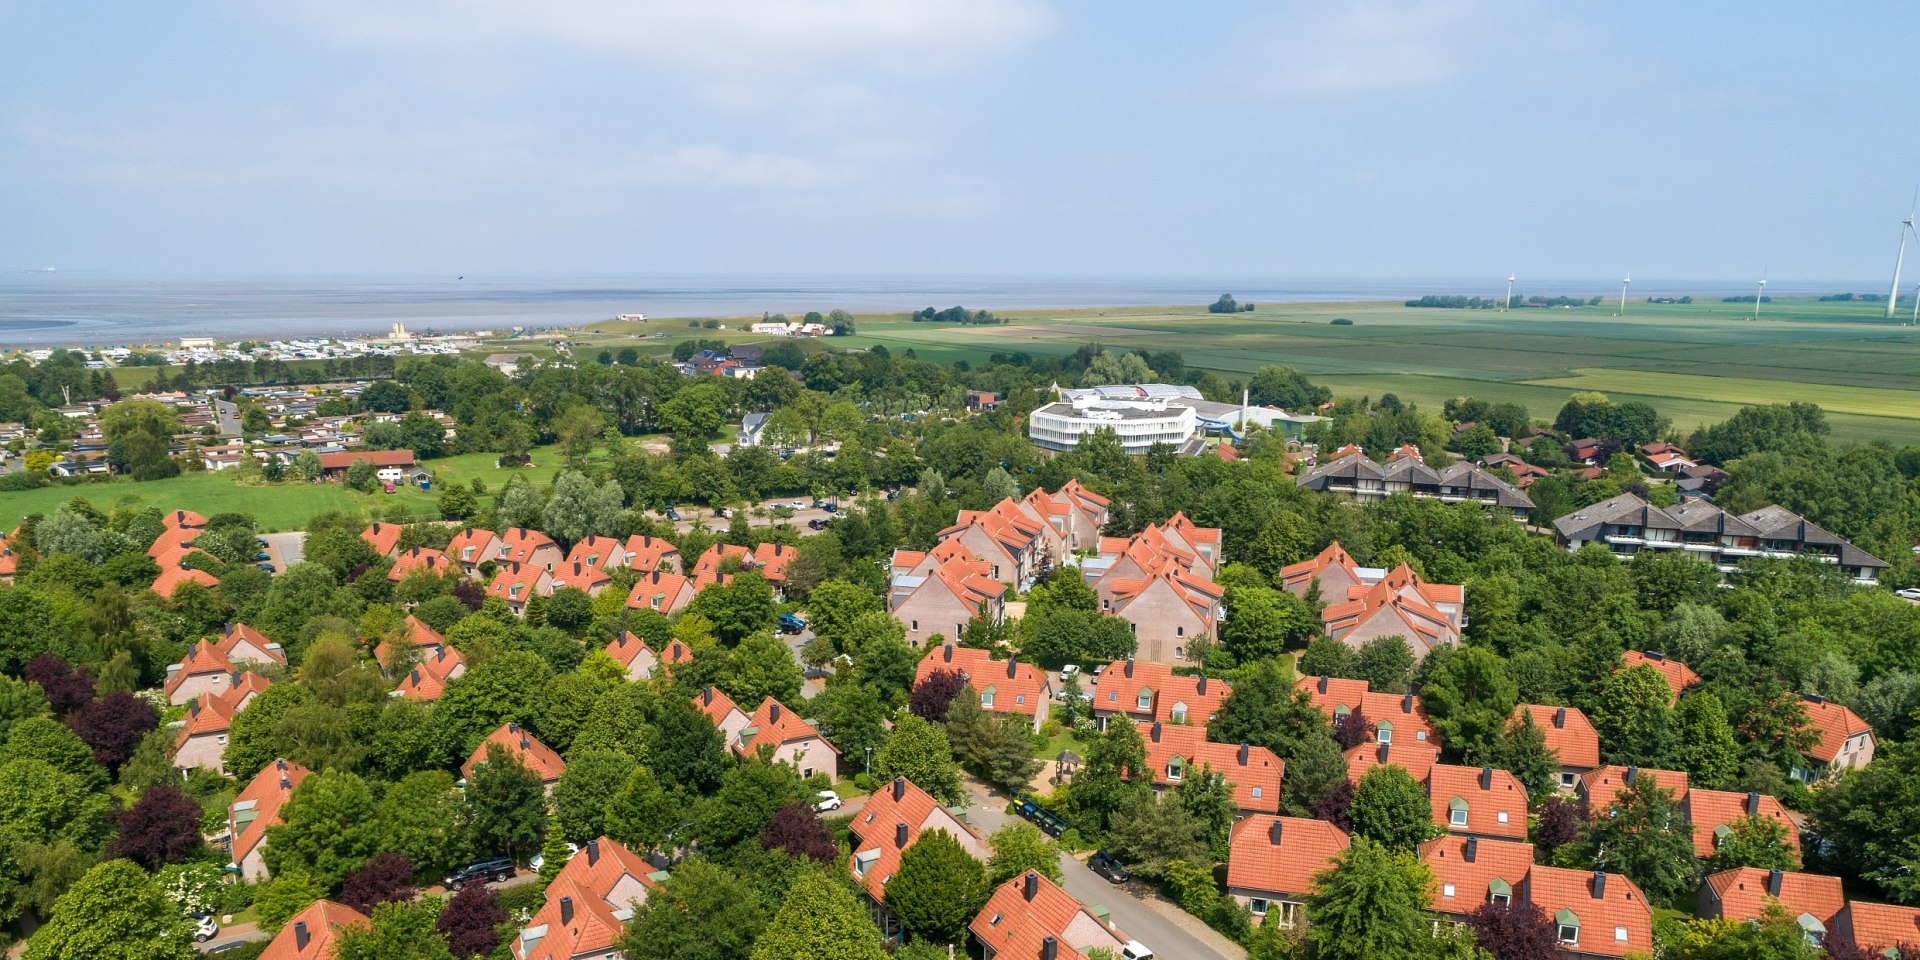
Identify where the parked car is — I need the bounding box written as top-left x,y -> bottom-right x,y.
190,914 -> 220,942
807,518 -> 829,531
778,614 -> 807,635
1121,941 -> 1155,960
814,789 -> 843,812
254,552 -> 271,561
786,500 -> 807,510
663,507 -> 681,521
444,856 -> 515,890
256,562 -> 277,572
529,842 -> 579,872
1088,849 -> 1130,884
1897,587 -> 1920,600
384,483 -> 396,493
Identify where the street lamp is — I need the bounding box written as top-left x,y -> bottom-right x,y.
864,746 -> 873,778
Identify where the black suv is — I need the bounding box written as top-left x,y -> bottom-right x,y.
1088,849 -> 1131,884
444,856 -> 515,890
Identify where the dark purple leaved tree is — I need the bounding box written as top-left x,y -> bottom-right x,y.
759,801 -> 838,864
452,579 -> 486,611
436,881 -> 508,958
341,853 -> 416,914
1465,899 -> 1560,960
24,655 -> 95,716
1332,709 -> 1375,751
67,691 -> 157,771
107,783 -> 206,869
910,669 -> 966,723
1311,778 -> 1354,831
1533,795 -> 1587,857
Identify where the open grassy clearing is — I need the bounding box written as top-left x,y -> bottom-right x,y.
1525,368 -> 1920,420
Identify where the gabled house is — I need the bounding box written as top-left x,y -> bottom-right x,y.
1294,452 -> 1533,518
752,542 -> 795,587
689,543 -> 752,591
1101,566 -> 1222,664
1526,866 -> 1654,959
1281,543 -> 1464,657
1088,659 -> 1231,728
511,837 -> 663,960
174,673 -> 273,773
971,871 -> 1132,960
1139,721 -> 1283,814
1833,901 -> 1920,959
229,758 -> 310,881
164,625 -> 284,705
1684,789 -> 1799,859
1420,836 -> 1534,922
1225,815 -> 1350,930
162,509 -> 209,531
148,527 -> 202,560
464,722 -> 566,791
260,899 -> 368,960
621,535 -> 681,574
625,570 -> 694,616
1698,868 -> 1845,948
694,686 -> 752,746
1795,695 -> 1875,781
1514,704 -> 1602,791
1429,764 -> 1529,841
937,500 -> 1051,586
1639,442 -> 1697,472
487,562 -> 555,616
152,564 -> 220,599
1620,651 -> 1700,705
850,776 -> 989,940
394,646 -> 466,702
447,527 -> 505,574
499,528 -> 563,571
914,645 -> 1052,731
888,553 -> 1006,648
372,615 -> 447,672
359,521 -> 404,557
1580,766 -> 1689,808
1345,740 -> 1442,785
605,631 -> 662,682
1045,479 -> 1111,550
731,697 -> 839,780
1292,675 -> 1438,747
564,535 -> 630,572
548,561 -> 612,597
658,640 -> 694,674
387,546 -> 452,584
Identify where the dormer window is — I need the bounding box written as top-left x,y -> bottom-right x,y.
1488,879 -> 1511,906
1170,702 -> 1189,724
1166,757 -> 1184,782
981,687 -> 996,709
1136,689 -> 1153,711
1556,910 -> 1580,945
1449,798 -> 1468,827
1333,704 -> 1349,728
1377,720 -> 1394,745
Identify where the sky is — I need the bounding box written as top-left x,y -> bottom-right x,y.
2,1 -> 1917,282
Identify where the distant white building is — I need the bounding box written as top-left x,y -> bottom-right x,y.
1029,393 -> 1197,455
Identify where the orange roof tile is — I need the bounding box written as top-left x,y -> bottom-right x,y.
625,569 -> 691,612
372,615 -> 446,666
605,632 -> 657,671
1345,740 -> 1442,784
162,509 -> 208,530
1090,660 -> 1231,724
359,521 -> 404,555
464,722 -> 565,783
164,640 -> 239,698
1428,764 -> 1529,840
499,528 -> 559,565
387,546 -> 450,582
1839,901 -> 1920,957
1226,815 -> 1349,897
447,527 -> 503,565
1581,766 -> 1689,807
564,535 -> 627,571
1515,704 -> 1600,769
231,758 -> 310,866
751,542 -> 794,583
548,561 -> 611,593
1620,651 -> 1700,705
689,543 -> 752,590
849,776 -> 985,901
513,837 -> 661,960
1362,690 -> 1441,747
734,698 -> 834,760
260,899 -> 368,960
1420,835 -> 1534,914
395,646 -> 466,702
970,871 -> 1126,960
1704,868 -> 1845,931
1296,674 -> 1369,718
486,562 -> 551,604
621,535 -> 680,573
1140,721 -> 1284,813
694,686 -> 744,728
153,565 -> 219,598
1525,865 -> 1652,958
1685,789 -> 1799,859
148,528 -> 201,559
916,646 -> 1050,717
1800,696 -> 1873,764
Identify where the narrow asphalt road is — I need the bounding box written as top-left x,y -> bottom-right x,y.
211,398 -> 242,437
963,779 -> 1246,960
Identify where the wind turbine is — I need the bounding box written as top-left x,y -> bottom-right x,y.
1753,270 -> 1767,321
1911,282 -> 1919,325
1618,275 -> 1631,316
1888,191 -> 1918,319
1505,273 -> 1516,311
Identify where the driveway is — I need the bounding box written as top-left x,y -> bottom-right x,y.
962,779 -> 1246,960
664,498 -> 844,535
259,531 -> 305,573
195,922 -> 267,954
211,397 -> 242,437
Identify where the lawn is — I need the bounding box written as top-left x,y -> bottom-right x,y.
1525,367 -> 1920,420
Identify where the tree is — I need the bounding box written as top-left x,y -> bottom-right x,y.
552,750 -> 635,843
263,770 -> 383,889
751,871 -> 885,960
620,858 -> 766,960
1248,365 -> 1331,410
344,458 -> 377,493
910,669 -> 966,723
1664,904 -> 1828,960
1587,774 -> 1696,907
1704,814 -> 1799,873
729,632 -> 803,706
0,589 -> 67,674
1420,646 -> 1518,764
693,760 -> 806,860
67,690 -> 157,772
107,784 -> 204,870
21,858 -> 197,960
1355,636 -> 1417,693
1497,712 -> 1559,806
1072,716 -> 1150,832
1349,764 -> 1440,852
1220,586 -> 1318,661
1465,899 -> 1559,960
1590,664 -> 1673,764
686,571 -> 777,646
100,399 -> 182,481
874,714 -> 963,805
1533,795 -> 1585,859
885,828 -> 991,945
536,816 -> 573,887
375,770 -> 469,878
335,899 -> 457,960
1671,692 -> 1741,789
359,380 -> 411,414
1307,837 -> 1435,960
1107,792 -> 1210,881
1209,659 -> 1327,760
1178,763 -> 1239,860
987,821 -> 1062,885
436,882 -> 507,958
648,698 -> 732,795
1282,730 -> 1348,818
606,765 -> 676,854
759,802 -> 837,864
1300,637 -> 1359,680
4,717 -> 105,789
466,744 -> 546,863
341,853 -> 416,915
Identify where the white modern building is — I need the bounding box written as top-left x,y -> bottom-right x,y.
1029,394 -> 1197,455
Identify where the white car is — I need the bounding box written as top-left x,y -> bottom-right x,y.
1122,941 -> 1154,960
191,914 -> 220,942
1896,588 -> 1920,601
529,842 -> 580,872
814,789 -> 843,812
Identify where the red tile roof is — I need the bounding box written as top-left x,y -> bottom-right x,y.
694,686 -> 744,729
1345,741 -> 1442,784
447,527 -> 503,565
1800,696 -> 1873,764
1686,789 -> 1800,858
1840,901 -> 1920,957
359,521 -> 404,555
165,640 -> 240,698
621,535 -> 680,573
564,535 -> 626,571
395,646 -> 466,701
1140,721 -> 1283,813
387,546 -> 451,582
1419,836 -> 1534,914
162,509 -> 209,530
625,569 -> 691,613
1525,865 -> 1653,958
1703,868 -> 1846,931
849,776 -> 985,901
690,543 -> 752,591
1581,766 -> 1689,806
733,698 -> 834,761
548,561 -> 612,594
153,564 -> 219,598
499,528 -> 559,565
1621,651 -> 1700,705
148,528 -> 201,559
915,646 -> 1050,717
512,837 -> 660,960
970,871 -> 1127,960
1514,704 -> 1601,769
260,899 -> 368,960
486,562 -> 552,605
1090,660 -> 1231,724
318,449 -> 414,470
1428,764 -> 1529,840
372,614 -> 445,666
752,542 -> 794,583
1296,674 -> 1369,718
464,722 -> 566,783
1226,815 -> 1349,897
605,631 -> 657,673
231,758 -> 310,866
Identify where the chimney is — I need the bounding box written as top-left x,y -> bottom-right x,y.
1150,722 -> 1162,743
560,896 -> 574,924
279,776 -> 291,789
895,823 -> 909,848
1480,766 -> 1493,790
1023,872 -> 1039,900
1465,837 -> 1478,862
1197,676 -> 1208,694
770,703 -> 781,722
1124,659 -> 1134,678
1625,766 -> 1639,786
373,522 -> 381,534
276,758 -> 287,770
520,738 -> 530,750
508,722 -> 519,733
1318,675 -> 1329,693
651,570 -> 660,583
893,777 -> 906,801
1377,743 -> 1390,762
410,668 -> 421,684
1767,869 -> 1783,897
1645,651 -> 1665,662
189,699 -> 200,717
1042,936 -> 1059,960
1402,693 -> 1414,713
1238,742 -> 1250,765
1746,792 -> 1761,815
1007,658 -> 1018,679
587,839 -> 600,865
1553,707 -> 1566,729
702,687 -> 713,705
294,921 -> 309,950
1268,820 -> 1283,845
943,645 -> 954,663
186,642 -> 197,660
1592,871 -> 1607,898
